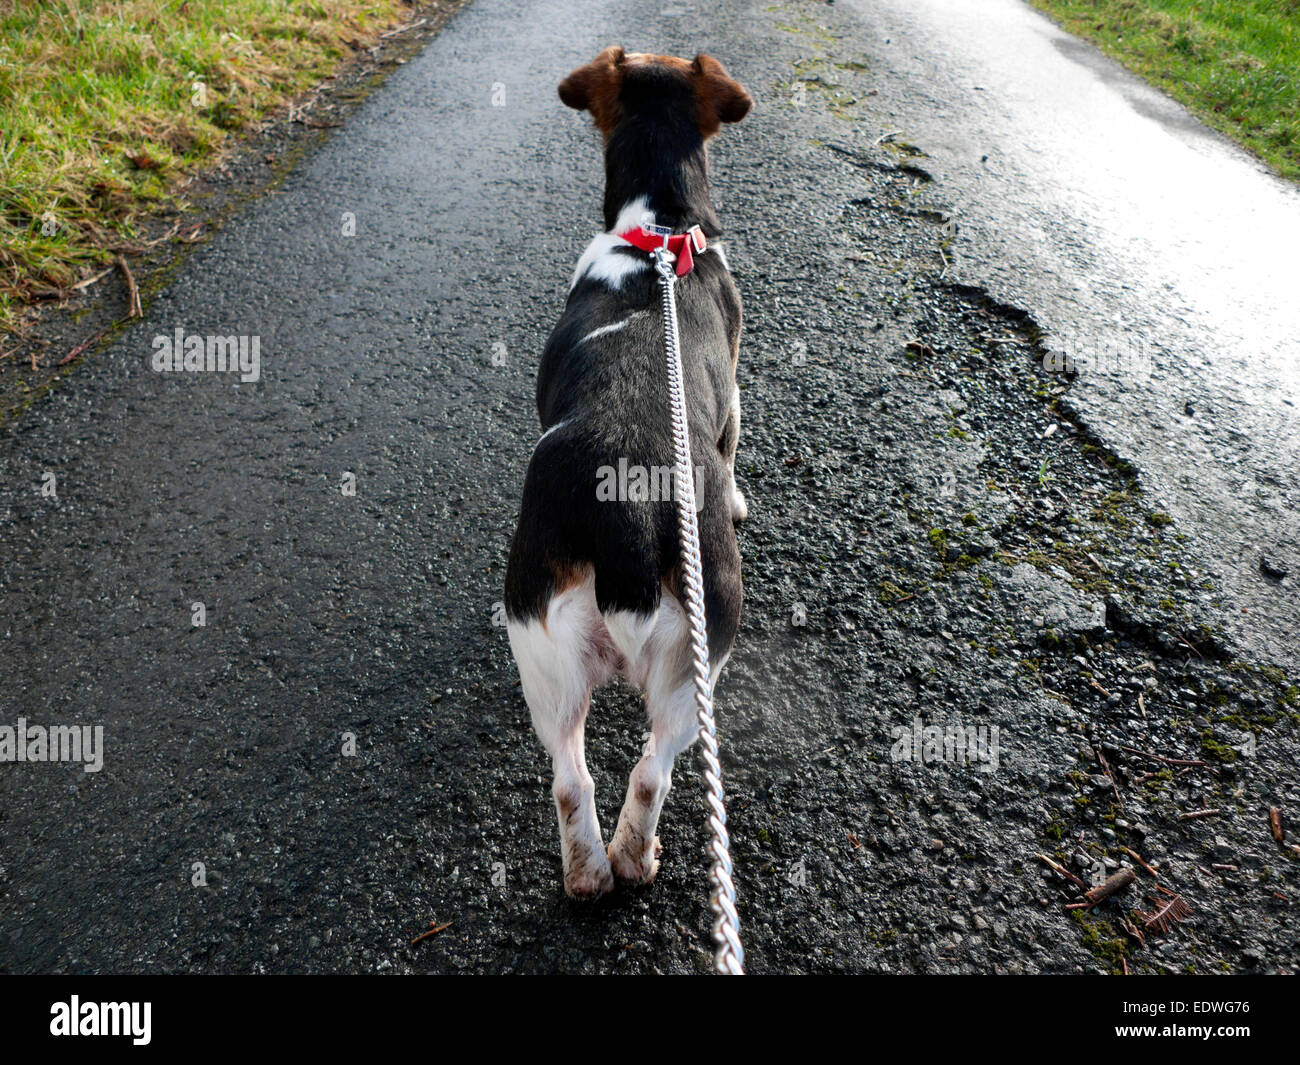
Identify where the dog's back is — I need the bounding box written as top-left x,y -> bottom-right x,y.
505,216 -> 742,653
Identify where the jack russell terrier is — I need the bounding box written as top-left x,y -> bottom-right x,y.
504,47 -> 752,898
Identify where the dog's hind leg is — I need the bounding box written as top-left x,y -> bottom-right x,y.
507,574 -> 614,899
607,675 -> 695,885
606,596 -> 732,885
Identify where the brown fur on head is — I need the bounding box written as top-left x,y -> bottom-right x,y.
558,46 -> 752,139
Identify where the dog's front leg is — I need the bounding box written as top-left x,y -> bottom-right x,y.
721,385 -> 747,521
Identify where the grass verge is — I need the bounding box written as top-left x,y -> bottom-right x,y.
0,0 -> 415,336
1029,0 -> 1300,182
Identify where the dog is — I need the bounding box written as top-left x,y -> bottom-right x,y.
504,47 -> 752,898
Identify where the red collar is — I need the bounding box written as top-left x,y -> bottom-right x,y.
615,224 -> 709,277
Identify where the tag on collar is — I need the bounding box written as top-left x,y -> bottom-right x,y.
617,222 -> 709,277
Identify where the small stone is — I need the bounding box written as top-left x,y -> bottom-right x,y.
1260,556 -> 1289,579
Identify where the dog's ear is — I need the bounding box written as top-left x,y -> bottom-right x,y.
558,46 -> 626,131
692,54 -> 752,135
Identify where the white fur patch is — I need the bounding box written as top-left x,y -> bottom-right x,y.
535,418 -> 569,449
569,233 -> 644,291
568,198 -> 655,292
579,311 -> 647,346
506,573 -> 610,742
603,584 -> 729,696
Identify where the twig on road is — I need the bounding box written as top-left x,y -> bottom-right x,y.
1119,916 -> 1146,949
58,325 -> 111,366
1119,846 -> 1159,878
1036,853 -> 1087,889
1179,808 -> 1220,822
116,253 -> 142,319
1072,867 -> 1136,910
410,919 -> 452,945
1119,744 -> 1208,768
70,266 -> 115,293
1091,738 -> 1124,811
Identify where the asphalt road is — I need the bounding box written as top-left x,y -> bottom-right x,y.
847,0 -> 1300,674
2,0 -> 1297,974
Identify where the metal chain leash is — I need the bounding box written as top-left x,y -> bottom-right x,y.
651,247 -> 744,975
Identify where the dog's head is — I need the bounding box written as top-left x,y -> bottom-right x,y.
558,46 -> 751,140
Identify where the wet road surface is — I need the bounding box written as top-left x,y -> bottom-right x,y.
2,0 -> 1297,974
845,0 -> 1300,669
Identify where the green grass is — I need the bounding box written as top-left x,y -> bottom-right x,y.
0,0 -> 411,336
1030,0 -> 1300,181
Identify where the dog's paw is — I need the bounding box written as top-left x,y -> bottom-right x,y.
564,857 -> 614,899
608,835 -> 662,886
730,487 -> 748,522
